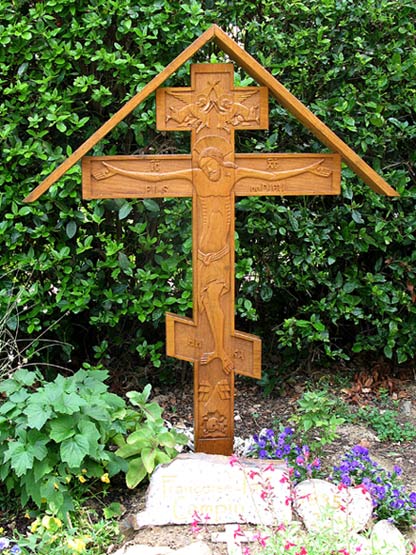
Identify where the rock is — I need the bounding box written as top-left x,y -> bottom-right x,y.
294,479 -> 373,533
134,453 -> 291,527
371,520 -> 407,555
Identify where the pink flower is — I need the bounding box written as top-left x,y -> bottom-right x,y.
280,473 -> 290,484
285,540 -> 296,549
264,464 -> 276,472
233,525 -> 244,540
260,489 -> 268,500
229,454 -> 239,467
248,470 -> 259,480
242,547 -> 251,555
296,548 -> 307,555
338,549 -> 350,555
253,532 -> 269,548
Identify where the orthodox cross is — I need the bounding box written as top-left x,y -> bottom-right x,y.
82,63 -> 341,454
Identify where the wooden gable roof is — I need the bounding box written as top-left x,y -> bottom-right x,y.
24,24 -> 398,202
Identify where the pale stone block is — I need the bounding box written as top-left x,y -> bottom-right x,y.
294,479 -> 373,533
371,520 -> 407,555
135,453 -> 291,527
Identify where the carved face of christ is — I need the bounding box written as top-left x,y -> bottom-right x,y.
199,156 -> 222,181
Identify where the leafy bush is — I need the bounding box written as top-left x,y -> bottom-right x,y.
114,384 -> 188,488
1,0 -> 414,381
0,368 -> 185,517
356,406 -> 416,443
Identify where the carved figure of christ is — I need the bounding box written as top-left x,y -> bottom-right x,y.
82,63 -> 341,455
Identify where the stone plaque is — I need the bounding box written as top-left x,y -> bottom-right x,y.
135,453 -> 291,527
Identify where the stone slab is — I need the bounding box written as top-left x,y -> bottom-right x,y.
294,479 -> 373,533
135,453 -> 291,527
371,520 -> 407,555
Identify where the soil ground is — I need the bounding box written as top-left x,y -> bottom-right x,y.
115,360 -> 416,554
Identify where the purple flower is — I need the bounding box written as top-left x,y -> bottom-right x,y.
393,465 -> 402,475
265,429 -> 275,440
11,546 -> 22,555
0,538 -> 10,550
352,445 -> 369,457
258,449 -> 268,459
341,474 -> 352,486
409,492 -> 416,506
390,498 -> 405,509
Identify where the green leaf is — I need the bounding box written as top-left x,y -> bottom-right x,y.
142,402 -> 163,422
103,502 -> 123,519
126,428 -> 152,446
352,209 -> 364,224
66,221 -> 77,239
142,199 -> 160,212
6,443 -> 34,477
126,457 -> 148,489
60,434 -> 90,468
56,392 -> 88,415
141,447 -> 156,474
78,419 -> 100,451
49,415 -> 76,442
118,202 -> 133,220
23,403 -> 53,430
115,442 -> 141,459
157,432 -> 177,449
127,385 -> 152,406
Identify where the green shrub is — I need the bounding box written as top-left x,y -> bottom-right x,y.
0,0 -> 414,381
0,368 -> 185,517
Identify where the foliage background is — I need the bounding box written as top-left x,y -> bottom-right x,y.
1,0 -> 415,385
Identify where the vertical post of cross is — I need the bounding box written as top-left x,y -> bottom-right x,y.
158,64 -> 268,454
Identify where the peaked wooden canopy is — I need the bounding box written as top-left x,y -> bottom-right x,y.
25,24 -> 398,202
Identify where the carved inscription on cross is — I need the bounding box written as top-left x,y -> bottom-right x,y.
82,64 -> 341,455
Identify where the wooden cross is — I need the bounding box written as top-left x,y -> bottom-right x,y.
82,63 -> 341,455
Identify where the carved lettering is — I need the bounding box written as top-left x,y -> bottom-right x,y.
249,182 -> 284,194
234,349 -> 245,360
150,160 -> 161,172
145,184 -> 169,194
187,337 -> 202,349
267,157 -> 280,169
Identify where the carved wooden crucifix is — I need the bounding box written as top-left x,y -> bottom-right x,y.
82,63 -> 341,455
